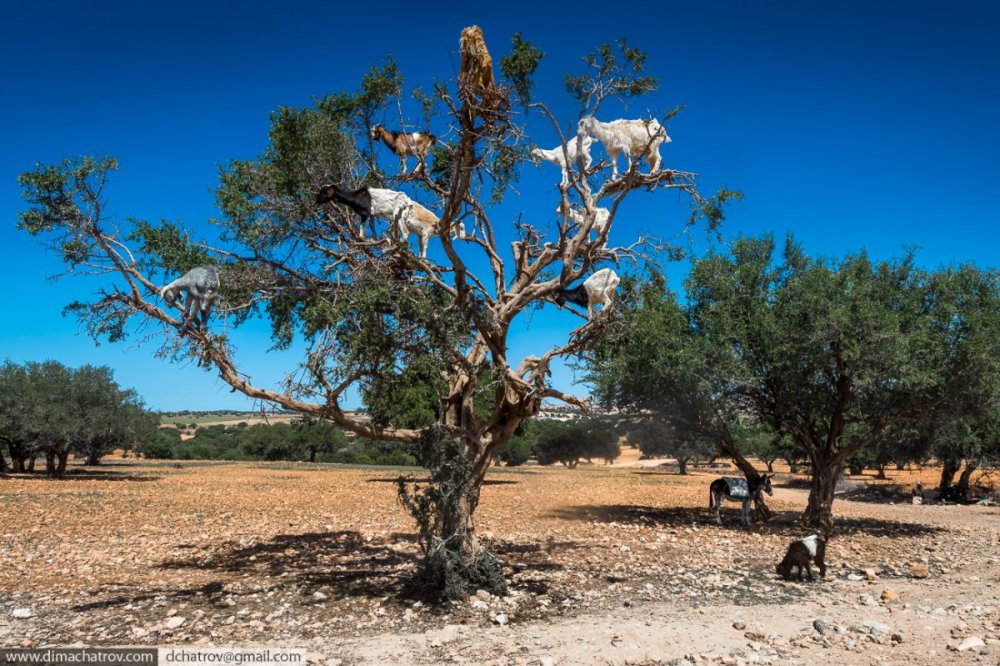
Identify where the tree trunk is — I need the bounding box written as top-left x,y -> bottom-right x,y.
0,451 -> 8,477
85,452 -> 101,466
26,456 -> 36,473
309,447 -> 317,464
765,459 -> 774,473
938,458 -> 960,496
803,459 -> 841,531
954,461 -> 978,501
45,451 -> 56,477
677,457 -> 689,475
719,434 -> 773,522
56,452 -> 69,477
876,464 -> 887,480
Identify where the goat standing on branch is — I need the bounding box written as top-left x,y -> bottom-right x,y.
370,124 -> 437,175
556,203 -> 611,246
159,265 -> 220,333
578,116 -> 670,179
531,133 -> 593,188
554,268 -> 621,320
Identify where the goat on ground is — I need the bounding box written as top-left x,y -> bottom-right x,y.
159,265 -> 220,333
531,134 -> 594,187
555,203 -> 611,244
578,116 -> 670,179
554,268 -> 620,320
709,474 -> 774,526
370,124 -> 437,175
776,534 -> 828,581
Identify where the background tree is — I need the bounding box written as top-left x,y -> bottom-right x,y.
536,418 -> 619,468
625,418 -> 716,474
590,237 -> 1000,529
585,269 -> 775,519
18,30 -> 730,597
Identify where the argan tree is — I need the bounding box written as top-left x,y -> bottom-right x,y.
589,237 -> 1000,530
18,29 -> 731,597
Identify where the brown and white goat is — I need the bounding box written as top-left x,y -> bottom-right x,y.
776,534 -> 828,581
370,124 -> 437,175
395,203 -> 465,259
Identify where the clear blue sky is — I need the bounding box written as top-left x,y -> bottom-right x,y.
2,0 -> 998,411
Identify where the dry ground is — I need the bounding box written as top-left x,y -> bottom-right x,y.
1,455 -> 997,665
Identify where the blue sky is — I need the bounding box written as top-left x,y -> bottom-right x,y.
2,0 -> 998,411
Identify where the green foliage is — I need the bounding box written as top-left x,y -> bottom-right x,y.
564,40 -> 658,110
0,360 -> 157,475
142,429 -> 181,459
536,418 -> 620,467
499,33 -> 544,105
586,237 -> 1000,527
626,418 -> 717,472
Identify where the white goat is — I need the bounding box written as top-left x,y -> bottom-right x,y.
159,265 -> 220,332
531,133 -> 593,187
555,203 -> 611,245
578,116 -> 670,179
554,268 -> 620,320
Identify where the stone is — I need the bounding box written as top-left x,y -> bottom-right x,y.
957,636 -> 985,652
864,568 -> 878,581
539,657 -> 554,666
813,619 -> 832,635
11,609 -> 32,620
880,589 -> 900,602
493,613 -> 508,625
313,592 -> 328,601
910,564 -> 930,578
470,600 -> 489,611
846,574 -> 865,582
861,620 -> 890,637
165,616 -> 186,630
733,622 -> 747,630
859,594 -> 878,607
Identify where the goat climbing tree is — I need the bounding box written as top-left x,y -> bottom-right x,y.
18,28 -> 734,599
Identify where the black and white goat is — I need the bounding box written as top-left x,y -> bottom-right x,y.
316,185 -> 462,258
553,268 -> 620,320
776,534 -> 828,581
709,474 -> 774,526
577,116 -> 670,179
159,265 -> 220,333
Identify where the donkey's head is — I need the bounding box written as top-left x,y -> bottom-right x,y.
753,474 -> 775,497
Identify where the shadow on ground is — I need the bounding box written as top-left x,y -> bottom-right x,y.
548,504 -> 945,537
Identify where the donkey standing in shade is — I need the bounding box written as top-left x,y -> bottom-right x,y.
709,474 -> 774,526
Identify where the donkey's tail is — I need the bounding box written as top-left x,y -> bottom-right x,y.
708,488 -> 714,510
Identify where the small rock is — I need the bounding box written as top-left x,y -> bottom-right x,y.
540,658 -> 554,666
846,574 -> 865,582
910,564 -> 930,578
733,622 -> 746,630
864,568 -> 878,581
880,589 -> 900,602
11,609 -> 33,620
957,636 -> 985,652
470,600 -> 489,611
312,592 -> 328,601
814,619 -> 833,635
493,613 -> 508,625
859,594 -> 878,607
475,590 -> 491,601
132,627 -> 149,638
861,620 -> 890,637
165,616 -> 186,630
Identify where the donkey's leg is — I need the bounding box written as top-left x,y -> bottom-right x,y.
714,492 -> 724,525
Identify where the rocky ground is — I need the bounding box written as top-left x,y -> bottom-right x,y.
1,457 -> 997,665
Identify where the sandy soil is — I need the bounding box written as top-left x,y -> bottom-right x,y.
0,457 -> 997,665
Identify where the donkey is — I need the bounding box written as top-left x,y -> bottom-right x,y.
709,474 -> 774,526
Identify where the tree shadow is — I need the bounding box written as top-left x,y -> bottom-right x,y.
548,504 -> 944,538
71,580 -> 228,612
3,469 -> 161,482
158,530 -> 418,598
365,477 -> 519,486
